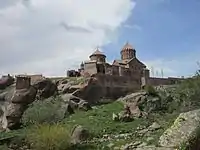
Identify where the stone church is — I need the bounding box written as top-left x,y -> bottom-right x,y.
79,42 -> 150,84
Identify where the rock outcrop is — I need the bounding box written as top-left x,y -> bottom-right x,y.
0,78 -> 58,130
33,78 -> 58,100
61,94 -> 92,111
0,75 -> 14,90
116,91 -> 163,121
159,109 -> 200,149
1,87 -> 37,129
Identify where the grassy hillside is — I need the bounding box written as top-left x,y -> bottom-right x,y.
0,99 -> 178,150
1,72 -> 200,149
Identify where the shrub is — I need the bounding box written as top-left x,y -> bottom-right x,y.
26,124 -> 71,150
22,97 -> 65,126
144,85 -> 158,96
157,70 -> 200,113
0,145 -> 9,150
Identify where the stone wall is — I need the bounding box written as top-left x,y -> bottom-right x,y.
84,62 -> 97,75
148,77 -> 182,86
29,74 -> 44,84
17,74 -> 44,85
73,74 -> 140,103
16,76 -> 31,89
95,74 -> 139,88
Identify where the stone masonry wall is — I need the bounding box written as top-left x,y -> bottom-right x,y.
74,74 -> 141,103
84,62 -> 97,75
148,77 -> 182,86
16,76 -> 31,89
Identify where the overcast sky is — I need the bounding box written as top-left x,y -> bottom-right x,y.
0,0 -> 199,77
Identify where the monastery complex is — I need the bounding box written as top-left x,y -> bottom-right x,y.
71,42 -> 182,88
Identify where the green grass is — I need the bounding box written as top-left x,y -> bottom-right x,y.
0,99 -> 178,149
26,124 -> 71,150
62,101 -> 178,148
63,102 -> 147,136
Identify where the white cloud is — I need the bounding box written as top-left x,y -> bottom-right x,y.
144,51 -> 200,78
0,0 -> 135,76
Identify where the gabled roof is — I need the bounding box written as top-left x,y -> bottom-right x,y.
112,60 -> 126,65
112,57 -> 146,68
127,57 -> 146,67
112,60 -> 128,68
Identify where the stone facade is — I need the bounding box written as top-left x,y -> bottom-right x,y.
82,42 -> 147,83
16,74 -> 44,86
16,75 -> 31,89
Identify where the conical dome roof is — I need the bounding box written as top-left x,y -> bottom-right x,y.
90,47 -> 106,57
121,42 -> 135,51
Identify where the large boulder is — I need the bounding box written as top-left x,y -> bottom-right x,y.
11,87 -> 37,104
33,79 -> 57,100
61,94 -> 91,111
159,109 -> 200,149
72,77 -> 103,104
0,92 -> 7,102
78,100 -> 92,111
118,91 -> 163,119
57,83 -> 72,94
0,75 -> 14,90
5,103 -> 27,129
0,86 -> 37,130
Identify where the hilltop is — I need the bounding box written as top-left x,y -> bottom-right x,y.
0,73 -> 200,150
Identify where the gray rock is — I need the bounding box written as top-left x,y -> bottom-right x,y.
33,78 -> 57,99
11,87 -> 37,104
78,100 -> 92,111
61,103 -> 74,117
0,92 -> 7,101
136,146 -> 174,150
71,125 -> 89,144
159,109 -> 200,148
148,122 -> 161,131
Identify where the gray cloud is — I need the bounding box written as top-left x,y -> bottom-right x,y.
0,0 -> 135,76
60,22 -> 92,33
0,0 -> 20,9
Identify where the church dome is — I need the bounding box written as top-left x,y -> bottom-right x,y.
89,48 -> 106,63
121,42 -> 136,60
90,48 -> 106,58
121,42 -> 134,50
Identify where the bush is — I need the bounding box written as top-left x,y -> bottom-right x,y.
144,85 -> 158,96
157,71 -> 200,113
0,145 -> 9,150
26,124 -> 71,150
22,97 -> 65,126
172,75 -> 200,111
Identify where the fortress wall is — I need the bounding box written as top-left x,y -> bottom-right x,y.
92,74 -> 140,99
16,76 -> 31,89
95,74 -> 139,88
148,77 -> 182,86
84,62 -> 97,75
73,74 -> 183,104
73,74 -> 141,103
29,74 -> 44,84
16,74 -> 44,85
